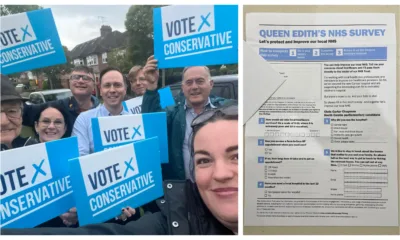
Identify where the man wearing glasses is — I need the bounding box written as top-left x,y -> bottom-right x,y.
141,56 -> 236,181
22,66 -> 100,137
1,75 -> 37,151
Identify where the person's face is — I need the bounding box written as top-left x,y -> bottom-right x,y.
34,107 -> 66,143
194,120 -> 238,229
182,67 -> 213,107
130,70 -> 148,96
69,71 -> 95,97
1,101 -> 23,146
100,70 -> 126,108
60,74 -> 70,89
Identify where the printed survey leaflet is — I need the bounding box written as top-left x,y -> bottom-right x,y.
245,13 -> 398,226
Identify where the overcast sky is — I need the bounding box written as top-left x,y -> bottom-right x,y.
43,5 -> 131,50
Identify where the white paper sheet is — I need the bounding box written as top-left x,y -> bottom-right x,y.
243,40 -> 285,124
244,13 -> 398,227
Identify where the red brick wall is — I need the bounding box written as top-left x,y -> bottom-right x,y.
97,53 -> 109,72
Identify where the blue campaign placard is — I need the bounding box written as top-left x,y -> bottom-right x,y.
91,112 -> 168,163
122,87 -> 175,114
153,5 -> 238,68
0,137 -> 79,228
158,86 -> 175,109
0,8 -> 66,75
123,96 -> 143,114
68,137 -> 164,226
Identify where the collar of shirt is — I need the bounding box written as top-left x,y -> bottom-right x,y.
99,104 -> 129,116
184,97 -> 216,111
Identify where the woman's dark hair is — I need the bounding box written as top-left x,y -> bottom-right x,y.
189,103 -> 238,181
33,102 -> 70,139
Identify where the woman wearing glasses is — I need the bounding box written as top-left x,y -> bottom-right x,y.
2,104 -> 238,235
33,103 -> 69,144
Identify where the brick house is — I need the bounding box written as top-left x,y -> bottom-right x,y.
69,25 -> 128,89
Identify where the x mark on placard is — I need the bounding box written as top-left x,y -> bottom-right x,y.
124,157 -> 135,178
197,12 -> 211,32
131,125 -> 142,139
21,25 -> 33,41
31,159 -> 46,184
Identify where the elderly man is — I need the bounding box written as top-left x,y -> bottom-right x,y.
1,75 -> 37,150
23,66 -> 100,137
141,56 -> 235,181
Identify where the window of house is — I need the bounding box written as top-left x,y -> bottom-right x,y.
73,59 -> 84,66
102,52 -> 107,63
86,55 -> 98,66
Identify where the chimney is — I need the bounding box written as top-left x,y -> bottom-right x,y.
100,25 -> 112,37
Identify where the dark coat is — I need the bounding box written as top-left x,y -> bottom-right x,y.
1,180 -> 234,235
0,136 -> 37,151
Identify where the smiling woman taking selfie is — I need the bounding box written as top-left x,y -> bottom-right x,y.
1,104 -> 239,235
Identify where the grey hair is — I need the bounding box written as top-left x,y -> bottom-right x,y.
182,66 -> 211,81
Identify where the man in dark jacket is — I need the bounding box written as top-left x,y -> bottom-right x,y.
22,66 -> 100,137
141,56 -> 235,180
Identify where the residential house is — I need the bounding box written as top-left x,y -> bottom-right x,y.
69,25 -> 128,85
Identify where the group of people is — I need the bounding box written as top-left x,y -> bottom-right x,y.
0,55 -> 238,235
